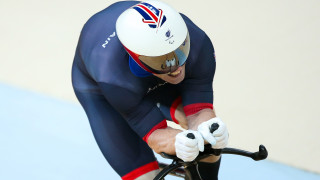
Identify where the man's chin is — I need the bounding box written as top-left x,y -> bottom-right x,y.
165,71 -> 185,84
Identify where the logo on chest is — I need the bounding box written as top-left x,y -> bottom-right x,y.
147,82 -> 167,94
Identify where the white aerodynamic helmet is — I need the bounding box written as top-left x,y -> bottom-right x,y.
116,0 -> 190,74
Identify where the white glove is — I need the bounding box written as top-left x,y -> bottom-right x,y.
175,130 -> 204,162
197,117 -> 229,149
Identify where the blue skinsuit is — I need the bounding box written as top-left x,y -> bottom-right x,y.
72,1 -> 216,179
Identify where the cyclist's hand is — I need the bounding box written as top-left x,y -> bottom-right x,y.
175,130 -> 204,162
198,117 -> 229,149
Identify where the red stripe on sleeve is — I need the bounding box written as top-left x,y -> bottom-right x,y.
122,161 -> 159,180
170,96 -> 182,124
142,119 -> 167,143
183,103 -> 213,116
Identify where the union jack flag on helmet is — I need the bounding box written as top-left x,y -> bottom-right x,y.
133,2 -> 167,29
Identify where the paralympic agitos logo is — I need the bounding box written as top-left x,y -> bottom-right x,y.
132,2 -> 167,30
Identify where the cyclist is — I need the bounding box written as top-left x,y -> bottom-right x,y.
72,1 -> 229,179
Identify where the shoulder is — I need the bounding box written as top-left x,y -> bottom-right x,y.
82,1 -> 139,34
180,13 -> 207,40
75,1 -> 141,83
180,13 -> 212,58
178,14 -> 215,80
78,1 -> 139,57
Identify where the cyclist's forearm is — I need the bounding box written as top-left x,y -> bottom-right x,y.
147,127 -> 182,155
187,108 -> 216,130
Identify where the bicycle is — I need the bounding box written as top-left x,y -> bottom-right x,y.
154,123 -> 268,180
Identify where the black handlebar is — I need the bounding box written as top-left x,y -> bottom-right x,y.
181,123 -> 268,161
157,144 -> 268,180
160,144 -> 268,162
156,123 -> 267,179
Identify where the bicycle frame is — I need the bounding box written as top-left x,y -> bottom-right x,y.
154,144 -> 268,180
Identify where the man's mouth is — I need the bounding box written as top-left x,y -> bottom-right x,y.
168,67 -> 182,77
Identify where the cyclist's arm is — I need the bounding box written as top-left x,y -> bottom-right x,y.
147,127 -> 182,155
179,35 -> 227,163
147,109 -> 217,155
186,108 -> 216,130
98,83 -> 169,143
182,33 -> 216,130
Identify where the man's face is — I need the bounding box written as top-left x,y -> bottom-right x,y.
153,64 -> 186,84
134,32 -> 190,75
139,52 -> 180,74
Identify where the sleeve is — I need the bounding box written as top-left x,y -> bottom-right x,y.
98,83 -> 167,142
181,35 -> 216,117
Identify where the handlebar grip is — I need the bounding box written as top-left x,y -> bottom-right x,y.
186,133 -> 195,139
210,123 -> 219,133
